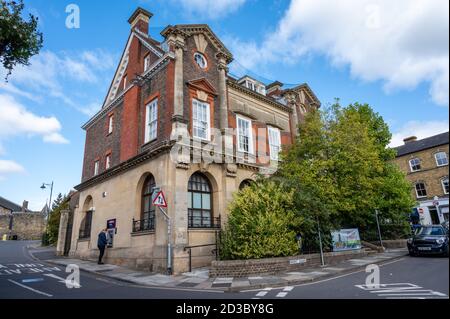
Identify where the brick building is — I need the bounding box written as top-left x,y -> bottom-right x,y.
67,7 -> 320,274
393,132 -> 449,225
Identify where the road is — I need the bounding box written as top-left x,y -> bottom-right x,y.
0,241 -> 448,299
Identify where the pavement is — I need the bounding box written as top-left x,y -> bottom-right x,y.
29,244 -> 409,292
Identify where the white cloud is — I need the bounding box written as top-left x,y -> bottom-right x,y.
0,94 -> 69,144
0,160 -> 25,178
228,0 -> 449,106
0,50 -> 117,110
389,120 -> 449,147
78,101 -> 101,117
167,0 -> 247,19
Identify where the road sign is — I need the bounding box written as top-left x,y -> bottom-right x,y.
433,201 -> 440,206
152,191 -> 167,207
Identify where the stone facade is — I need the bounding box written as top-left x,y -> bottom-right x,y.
66,7 -> 321,274
392,133 -> 449,225
0,212 -> 45,240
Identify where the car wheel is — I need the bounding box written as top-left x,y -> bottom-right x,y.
409,251 -> 416,257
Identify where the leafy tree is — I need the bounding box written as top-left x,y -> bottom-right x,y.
0,0 -> 43,79
220,180 -> 302,260
44,193 -> 68,246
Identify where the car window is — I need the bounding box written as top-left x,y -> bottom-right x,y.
416,227 -> 444,236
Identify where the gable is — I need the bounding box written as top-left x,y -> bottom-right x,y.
187,78 -> 217,96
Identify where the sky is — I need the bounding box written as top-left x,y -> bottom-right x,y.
0,0 -> 448,210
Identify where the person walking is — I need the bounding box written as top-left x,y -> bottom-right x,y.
97,228 -> 108,264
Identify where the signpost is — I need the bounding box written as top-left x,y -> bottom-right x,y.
152,189 -> 172,275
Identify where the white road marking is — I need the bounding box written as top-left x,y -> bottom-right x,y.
276,292 -> 288,298
256,291 -> 268,297
7,279 -> 53,297
355,282 -> 448,299
44,273 -> 82,288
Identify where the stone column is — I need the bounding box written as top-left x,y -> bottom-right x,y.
173,42 -> 184,119
285,91 -> 299,140
56,209 -> 69,256
217,53 -> 229,130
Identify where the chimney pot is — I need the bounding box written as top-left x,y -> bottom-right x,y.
403,136 -> 417,144
22,200 -> 28,211
128,7 -> 153,34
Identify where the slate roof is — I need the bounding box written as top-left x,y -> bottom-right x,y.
394,132 -> 449,157
0,196 -> 23,212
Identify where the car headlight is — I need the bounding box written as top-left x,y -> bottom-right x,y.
436,238 -> 446,245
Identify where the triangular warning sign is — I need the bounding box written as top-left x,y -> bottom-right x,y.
152,191 -> 167,207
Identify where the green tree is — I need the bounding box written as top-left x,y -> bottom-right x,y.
0,0 -> 43,79
220,180 -> 302,260
44,193 -> 68,246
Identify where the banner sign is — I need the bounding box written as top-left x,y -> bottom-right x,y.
331,228 -> 361,251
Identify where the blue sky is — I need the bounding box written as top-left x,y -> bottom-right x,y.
0,0 -> 448,210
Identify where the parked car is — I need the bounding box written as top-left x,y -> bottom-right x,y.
407,225 -> 449,257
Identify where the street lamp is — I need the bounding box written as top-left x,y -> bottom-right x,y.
40,181 -> 54,218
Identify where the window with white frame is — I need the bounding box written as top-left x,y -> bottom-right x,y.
237,115 -> 253,154
268,126 -> 281,160
415,182 -> 427,198
246,81 -> 255,91
145,99 -> 158,143
192,99 -> 210,140
409,158 -> 421,172
108,115 -> 114,134
105,154 -> 111,170
144,55 -> 150,72
435,152 -> 448,166
94,161 -> 99,176
442,177 -> 449,195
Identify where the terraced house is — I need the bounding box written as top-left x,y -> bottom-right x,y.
67,7 -> 320,274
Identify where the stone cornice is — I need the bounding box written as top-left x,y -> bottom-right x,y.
227,80 -> 292,114
74,141 -> 173,192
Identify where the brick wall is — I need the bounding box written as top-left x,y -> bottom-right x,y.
210,249 -> 372,278
0,212 -> 45,240
392,144 -> 449,200
0,206 -> 12,215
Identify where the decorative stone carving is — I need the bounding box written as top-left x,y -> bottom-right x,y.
193,34 -> 208,53
226,163 -> 237,178
196,90 -> 208,102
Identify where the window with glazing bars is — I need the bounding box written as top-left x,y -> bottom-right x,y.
187,173 -> 212,228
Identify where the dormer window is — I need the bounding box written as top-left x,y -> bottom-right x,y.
246,81 -> 255,91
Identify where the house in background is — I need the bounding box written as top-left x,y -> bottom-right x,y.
67,7 -> 320,274
393,132 -> 449,226
0,196 -> 45,240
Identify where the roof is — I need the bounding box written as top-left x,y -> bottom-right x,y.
0,196 -> 23,212
394,132 -> 449,157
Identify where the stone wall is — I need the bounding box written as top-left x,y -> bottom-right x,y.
210,249 -> 373,278
0,212 -> 45,240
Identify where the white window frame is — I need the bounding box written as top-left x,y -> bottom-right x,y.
108,115 -> 114,134
144,55 -> 150,72
415,182 -> 427,199
435,152 -> 448,167
145,99 -> 158,143
409,158 -> 421,172
123,75 -> 127,89
105,154 -> 111,170
192,99 -> 211,141
94,161 -> 99,176
442,178 -> 449,195
194,52 -> 207,69
236,115 -> 254,154
246,81 -> 255,91
268,126 -> 281,161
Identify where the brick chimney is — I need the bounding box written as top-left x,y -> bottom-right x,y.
403,136 -> 417,144
128,7 -> 153,35
22,200 -> 28,212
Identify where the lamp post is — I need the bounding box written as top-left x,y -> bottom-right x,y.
40,181 -> 54,218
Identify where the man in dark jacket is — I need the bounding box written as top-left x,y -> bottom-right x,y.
97,229 -> 108,264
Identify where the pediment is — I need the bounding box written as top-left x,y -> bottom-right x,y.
187,78 -> 217,96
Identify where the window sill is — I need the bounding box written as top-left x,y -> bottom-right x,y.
78,238 -> 90,242
437,164 -> 449,167
188,228 -> 220,232
131,230 -> 155,237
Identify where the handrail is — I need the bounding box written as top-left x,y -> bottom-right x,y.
184,243 -> 218,273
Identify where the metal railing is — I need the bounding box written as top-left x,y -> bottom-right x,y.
184,243 -> 218,273
132,217 -> 155,232
188,215 -> 221,229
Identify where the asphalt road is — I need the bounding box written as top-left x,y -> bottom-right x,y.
0,241 -> 448,300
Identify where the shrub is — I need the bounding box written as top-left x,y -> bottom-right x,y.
219,180 -> 302,260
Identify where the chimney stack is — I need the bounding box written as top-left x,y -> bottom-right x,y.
22,200 -> 28,212
128,7 -> 153,35
403,136 -> 418,144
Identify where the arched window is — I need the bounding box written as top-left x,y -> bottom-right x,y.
79,196 -> 93,239
188,173 -> 212,228
138,174 -> 156,231
239,179 -> 254,190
